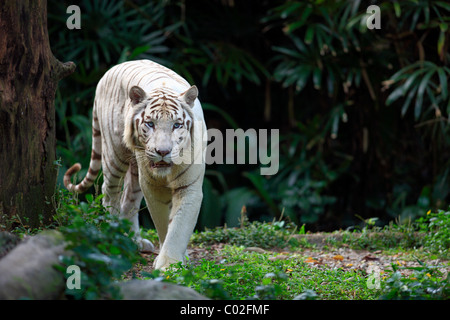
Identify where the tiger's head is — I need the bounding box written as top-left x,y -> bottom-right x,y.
124,85 -> 198,176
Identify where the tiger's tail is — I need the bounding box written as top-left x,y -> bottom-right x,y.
64,105 -> 102,194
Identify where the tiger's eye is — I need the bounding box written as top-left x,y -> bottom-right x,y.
173,123 -> 181,129
146,121 -> 155,128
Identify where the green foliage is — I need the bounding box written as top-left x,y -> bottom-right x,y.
49,0 -> 173,70
268,1 -> 370,94
49,0 -> 450,231
191,214 -> 299,249
176,41 -> 270,91
416,209 -> 450,254
148,263 -> 232,300
156,245 -> 376,300
380,260 -> 449,300
244,124 -> 350,224
386,61 -> 450,120
158,212 -> 448,300
56,191 -> 144,299
253,271 -> 288,300
324,208 -> 449,259
262,0 -> 450,225
44,199 -> 446,301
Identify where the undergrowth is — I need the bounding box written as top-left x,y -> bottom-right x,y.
145,245 -> 376,300
191,214 -> 301,249
54,191 -> 144,300
5,188 -> 449,300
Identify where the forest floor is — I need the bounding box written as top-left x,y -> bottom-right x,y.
130,234 -> 448,279
125,231 -> 449,300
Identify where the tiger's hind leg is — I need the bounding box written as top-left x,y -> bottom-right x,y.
120,161 -> 155,252
101,154 -> 127,217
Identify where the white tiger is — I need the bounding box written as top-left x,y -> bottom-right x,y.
64,59 -> 206,270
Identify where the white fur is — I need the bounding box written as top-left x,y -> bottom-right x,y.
66,60 -> 206,270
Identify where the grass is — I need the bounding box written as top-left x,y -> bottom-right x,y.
144,192 -> 450,300
154,245 -> 378,300
191,218 -> 301,249
136,209 -> 449,300
3,189 -> 449,300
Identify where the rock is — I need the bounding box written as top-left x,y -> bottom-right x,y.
0,230 -> 208,300
0,230 -> 67,300
116,279 -> 209,300
293,289 -> 318,300
243,247 -> 267,254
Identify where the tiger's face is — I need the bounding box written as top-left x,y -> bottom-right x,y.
124,85 -> 198,175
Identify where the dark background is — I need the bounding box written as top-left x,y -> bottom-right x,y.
48,0 -> 450,231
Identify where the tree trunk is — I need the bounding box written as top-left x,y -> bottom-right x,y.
0,1 -> 76,229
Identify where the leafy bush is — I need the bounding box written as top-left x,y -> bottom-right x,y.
56,192 -> 144,299
156,245 -> 375,300
191,213 -> 299,249
416,209 -> 450,254
380,260 -> 449,300
49,0 -> 450,230
324,208 -> 449,258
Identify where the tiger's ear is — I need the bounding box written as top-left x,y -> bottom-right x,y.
129,86 -> 146,105
180,85 -> 198,108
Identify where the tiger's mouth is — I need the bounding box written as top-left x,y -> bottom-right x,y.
150,160 -> 172,169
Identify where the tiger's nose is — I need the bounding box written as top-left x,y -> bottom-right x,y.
156,149 -> 171,157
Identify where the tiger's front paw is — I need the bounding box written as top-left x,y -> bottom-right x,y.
153,252 -> 186,270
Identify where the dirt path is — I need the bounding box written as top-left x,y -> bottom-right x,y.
129,240 -> 449,280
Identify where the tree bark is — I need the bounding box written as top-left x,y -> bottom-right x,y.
0,1 -> 76,228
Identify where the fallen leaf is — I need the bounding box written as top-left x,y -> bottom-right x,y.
305,257 -> 316,263
333,255 -> 344,261
304,257 -> 322,265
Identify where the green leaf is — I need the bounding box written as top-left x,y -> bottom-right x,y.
224,187 -> 256,227
326,67 -> 336,96
331,112 -> 340,138
280,2 -> 302,19
389,61 -> 433,82
437,67 -> 448,100
202,103 -> 239,129
410,7 -> 422,31
287,5 -> 313,32
244,172 -> 279,215
85,194 -> 93,204
304,25 -> 315,44
272,46 -> 303,59
129,45 -> 151,60
447,90 -> 450,116
109,245 -> 121,255
386,85 -> 406,106
402,68 -> 428,93
312,67 -> 322,89
200,177 -> 223,228
437,24 -> 447,57
290,35 -> 307,53
401,84 -> 419,117
436,1 -> 450,11
415,70 -> 435,120
394,1 -> 401,17
202,64 -> 214,87
295,66 -> 312,92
